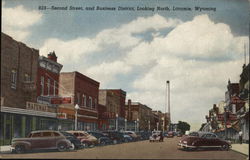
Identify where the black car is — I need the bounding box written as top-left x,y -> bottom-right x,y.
60,131 -> 82,150
102,131 -> 124,144
88,131 -> 113,145
140,131 -> 151,140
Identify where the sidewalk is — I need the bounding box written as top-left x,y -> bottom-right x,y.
231,143 -> 249,156
0,145 -> 12,154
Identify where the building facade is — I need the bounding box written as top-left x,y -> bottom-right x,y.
1,33 -> 57,145
98,89 -> 126,131
58,72 -> 99,131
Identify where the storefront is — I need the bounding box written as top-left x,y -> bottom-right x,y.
0,105 -> 57,145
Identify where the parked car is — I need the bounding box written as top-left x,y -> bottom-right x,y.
149,131 -> 164,142
87,131 -> 113,145
66,130 -> 98,148
122,133 -> 133,142
60,131 -> 82,150
178,132 -> 231,151
166,131 -> 174,138
123,131 -> 139,141
11,130 -> 72,153
176,132 -> 183,137
102,131 -> 124,144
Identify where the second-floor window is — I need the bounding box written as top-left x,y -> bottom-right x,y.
82,94 -> 86,107
41,76 -> 44,95
89,97 -> 92,108
24,73 -> 31,82
11,69 -> 17,89
47,79 -> 50,95
53,80 -> 56,96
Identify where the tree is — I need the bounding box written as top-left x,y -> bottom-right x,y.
199,123 -> 206,131
177,121 -> 190,134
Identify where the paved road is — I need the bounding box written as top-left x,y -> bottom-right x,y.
1,137 -> 248,159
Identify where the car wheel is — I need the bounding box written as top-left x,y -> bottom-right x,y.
81,142 -> 89,148
57,143 -> 67,152
221,144 -> 229,151
100,140 -> 106,146
15,145 -> 25,154
113,139 -> 118,144
69,143 -> 75,151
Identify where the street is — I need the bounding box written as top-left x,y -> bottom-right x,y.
1,137 -> 248,159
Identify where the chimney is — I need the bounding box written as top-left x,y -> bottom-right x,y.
47,51 -> 57,62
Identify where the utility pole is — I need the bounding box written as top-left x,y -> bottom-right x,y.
167,80 -> 171,131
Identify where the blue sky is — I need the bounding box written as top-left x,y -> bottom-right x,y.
2,0 -> 249,130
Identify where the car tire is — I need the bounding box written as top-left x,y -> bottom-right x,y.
113,139 -> 118,144
57,143 -> 67,152
100,140 -> 106,146
15,145 -> 25,154
221,144 -> 229,151
69,143 -> 75,151
81,142 -> 89,148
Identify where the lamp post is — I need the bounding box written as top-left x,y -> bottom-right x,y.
224,106 -> 228,140
157,122 -> 159,131
134,120 -> 137,132
125,119 -> 127,131
162,117 -> 165,133
137,118 -> 139,132
116,113 -> 119,131
74,104 -> 80,130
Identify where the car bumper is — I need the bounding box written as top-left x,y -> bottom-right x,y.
178,143 -> 197,149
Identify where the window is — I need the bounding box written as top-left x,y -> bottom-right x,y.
47,79 -> 50,95
11,70 -> 17,89
24,73 -> 31,82
42,132 -> 52,137
52,66 -> 59,73
93,98 -> 97,109
41,76 -> 44,95
82,95 -> 86,107
54,132 -> 60,137
89,97 -> 92,108
53,80 -> 56,96
32,132 -> 42,137
77,92 -> 81,105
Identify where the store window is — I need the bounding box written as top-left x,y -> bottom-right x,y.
11,70 -> 17,89
24,73 -> 31,82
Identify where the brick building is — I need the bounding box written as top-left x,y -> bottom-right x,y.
125,99 -> 152,131
58,72 -> 99,131
0,33 -> 57,145
98,89 -> 126,131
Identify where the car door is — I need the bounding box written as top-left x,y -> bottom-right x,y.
30,132 -> 45,149
41,132 -> 55,149
210,134 -> 221,147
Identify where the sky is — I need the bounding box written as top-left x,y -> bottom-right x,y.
2,0 -> 249,131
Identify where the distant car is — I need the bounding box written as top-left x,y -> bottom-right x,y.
149,131 -> 164,142
166,131 -> 174,138
11,130 -> 72,153
88,131 -> 113,145
140,131 -> 151,140
123,131 -> 139,141
60,131 -> 82,150
122,133 -> 133,142
66,130 -> 98,148
178,132 -> 231,151
176,132 -> 183,137
102,131 -> 124,144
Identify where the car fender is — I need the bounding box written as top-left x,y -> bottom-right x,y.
56,139 -> 71,147
13,141 -> 31,150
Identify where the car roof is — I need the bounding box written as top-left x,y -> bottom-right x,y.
30,130 -> 59,133
66,130 -> 88,134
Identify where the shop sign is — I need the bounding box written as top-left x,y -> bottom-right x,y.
57,113 -> 67,119
51,97 -> 71,104
26,102 -> 49,112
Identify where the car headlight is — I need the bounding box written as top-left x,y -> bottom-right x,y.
183,141 -> 187,144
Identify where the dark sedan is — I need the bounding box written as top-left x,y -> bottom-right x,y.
178,132 -> 231,151
88,131 -> 113,145
60,131 -> 82,150
102,131 -> 124,144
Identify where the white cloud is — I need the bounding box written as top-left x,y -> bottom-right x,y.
2,2 -> 43,41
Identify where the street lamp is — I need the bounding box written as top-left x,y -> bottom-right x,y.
134,120 -> 137,132
125,119 -> 127,131
157,122 -> 159,131
116,113 -> 119,131
75,104 -> 80,130
137,118 -> 139,132
162,117 -> 165,133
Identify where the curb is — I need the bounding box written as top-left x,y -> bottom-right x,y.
231,148 -> 249,157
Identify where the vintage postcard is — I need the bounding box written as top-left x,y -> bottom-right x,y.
1,0 -> 249,159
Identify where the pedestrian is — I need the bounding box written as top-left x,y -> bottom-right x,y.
239,130 -> 243,144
